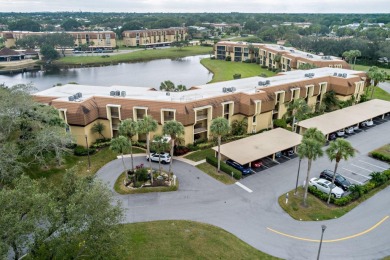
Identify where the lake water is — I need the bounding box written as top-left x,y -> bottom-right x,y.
0,55 -> 213,91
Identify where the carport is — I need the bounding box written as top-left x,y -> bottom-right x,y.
297,99 -> 390,138
212,128 -> 302,167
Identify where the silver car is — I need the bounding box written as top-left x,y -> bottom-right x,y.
309,178 -> 344,198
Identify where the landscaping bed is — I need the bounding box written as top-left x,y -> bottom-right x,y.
196,162 -> 236,185
370,144 -> 390,163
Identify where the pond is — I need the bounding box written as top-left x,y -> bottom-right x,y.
0,55 -> 213,91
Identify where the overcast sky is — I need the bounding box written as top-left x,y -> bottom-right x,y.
0,0 -> 389,13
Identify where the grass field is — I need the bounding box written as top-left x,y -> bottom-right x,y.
184,148 -> 215,162
196,162 -> 236,185
120,220 -> 278,260
55,46 -> 213,66
354,64 -> 390,75
368,86 -> 390,101
200,58 -> 276,83
25,146 -> 145,185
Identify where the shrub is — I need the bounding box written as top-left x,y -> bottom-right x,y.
66,143 -> 77,149
371,151 -> 390,163
187,143 -> 200,151
334,196 -> 352,206
225,56 -> 231,61
135,165 -> 149,182
173,145 -> 190,156
273,119 -> 287,129
244,59 -> 252,63
233,73 -> 241,79
74,145 -> 96,156
206,156 -> 242,180
369,172 -> 388,187
261,65 -> 268,69
91,138 -> 111,148
308,186 -> 333,202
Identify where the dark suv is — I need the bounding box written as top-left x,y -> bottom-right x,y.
319,169 -> 351,191
226,159 -> 252,175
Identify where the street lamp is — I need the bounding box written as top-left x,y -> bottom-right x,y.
294,157 -> 302,195
85,135 -> 91,171
317,225 -> 327,260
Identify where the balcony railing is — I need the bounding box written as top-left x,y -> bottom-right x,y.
111,112 -> 119,118
194,127 -> 207,134
196,114 -> 207,121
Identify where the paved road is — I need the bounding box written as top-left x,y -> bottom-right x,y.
379,82 -> 390,94
96,120 -> 390,260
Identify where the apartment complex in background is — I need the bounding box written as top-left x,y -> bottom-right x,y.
33,67 -> 366,147
122,27 -> 188,47
0,31 -> 116,49
214,41 -> 350,71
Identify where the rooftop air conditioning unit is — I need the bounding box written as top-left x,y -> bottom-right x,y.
333,72 -> 338,76
77,92 -> 82,98
223,87 -> 227,92
121,91 -> 126,97
115,90 -> 120,96
265,80 -> 270,85
73,94 -> 78,100
68,96 -> 75,101
338,73 -> 343,77
258,81 -> 263,86
342,73 -> 347,78
166,92 -> 170,96
110,91 -> 115,96
231,87 -> 236,92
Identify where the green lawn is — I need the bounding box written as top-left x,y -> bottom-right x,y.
279,184 -> 390,221
201,58 -> 276,83
55,46 -> 213,66
354,64 -> 390,75
120,220 -> 278,260
196,162 -> 236,185
25,146 -> 145,185
367,86 -> 390,101
184,148 -> 215,162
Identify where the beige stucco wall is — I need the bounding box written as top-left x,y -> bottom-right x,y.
71,119 -> 111,146
307,96 -> 318,111
183,125 -> 194,145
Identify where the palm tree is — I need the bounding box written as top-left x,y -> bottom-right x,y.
162,120 -> 184,178
326,139 -> 356,204
160,80 -> 175,92
176,84 -> 187,92
322,90 -> 339,112
342,50 -> 361,70
287,98 -> 310,132
367,66 -> 388,99
210,117 -> 230,173
118,119 -> 138,172
297,128 -> 325,207
150,135 -> 170,175
91,122 -> 106,139
110,136 -> 130,174
138,115 -> 158,183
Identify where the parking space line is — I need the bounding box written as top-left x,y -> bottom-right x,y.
358,160 -> 388,170
343,175 -> 363,185
351,164 -> 374,172
235,182 -> 253,193
342,168 -> 371,179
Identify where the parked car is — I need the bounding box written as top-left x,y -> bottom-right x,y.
309,177 -> 345,198
226,159 -> 252,175
329,133 -> 337,140
336,130 -> 345,137
251,160 -> 263,168
319,169 -> 351,191
353,125 -> 359,131
345,127 -> 354,134
360,120 -> 374,127
282,149 -> 295,157
146,153 -> 171,164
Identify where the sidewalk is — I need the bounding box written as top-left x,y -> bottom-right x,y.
117,153 -> 205,166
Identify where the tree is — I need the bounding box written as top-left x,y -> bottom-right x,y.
176,84 -> 187,91
118,119 -> 138,172
138,115 -> 158,183
8,19 -> 41,31
297,128 -> 325,206
298,63 -> 317,70
40,44 -> 59,60
62,19 -> 82,31
231,119 -> 248,136
0,172 -> 124,259
91,121 -> 106,139
322,90 -> 340,112
342,50 -> 361,69
160,80 -> 175,92
110,136 -> 130,173
286,98 -> 310,132
163,120 -> 185,177
326,139 -> 356,204
150,135 -> 170,175
210,117 -> 230,173
367,66 -> 388,99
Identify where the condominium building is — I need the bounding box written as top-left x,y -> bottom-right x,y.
0,31 -> 116,49
33,67 -> 366,147
122,27 -> 188,47
214,41 -> 350,71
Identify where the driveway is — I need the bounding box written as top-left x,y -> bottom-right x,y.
96,120 -> 390,260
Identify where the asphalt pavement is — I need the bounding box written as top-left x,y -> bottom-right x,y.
96,119 -> 390,260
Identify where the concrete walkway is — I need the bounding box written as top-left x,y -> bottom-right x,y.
379,81 -> 390,94
97,120 -> 390,260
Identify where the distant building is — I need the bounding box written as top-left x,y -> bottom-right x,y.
0,31 -> 116,49
0,47 -> 25,62
122,27 -> 188,47
214,41 -> 350,71
281,22 -> 312,28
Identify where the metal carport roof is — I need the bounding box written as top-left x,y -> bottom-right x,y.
297,99 -> 390,136
212,128 -> 302,165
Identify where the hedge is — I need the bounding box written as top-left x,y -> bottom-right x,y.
206,156 -> 242,180
371,151 -> 390,163
74,145 -> 96,156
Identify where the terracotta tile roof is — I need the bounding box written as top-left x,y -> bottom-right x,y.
0,47 -> 22,56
